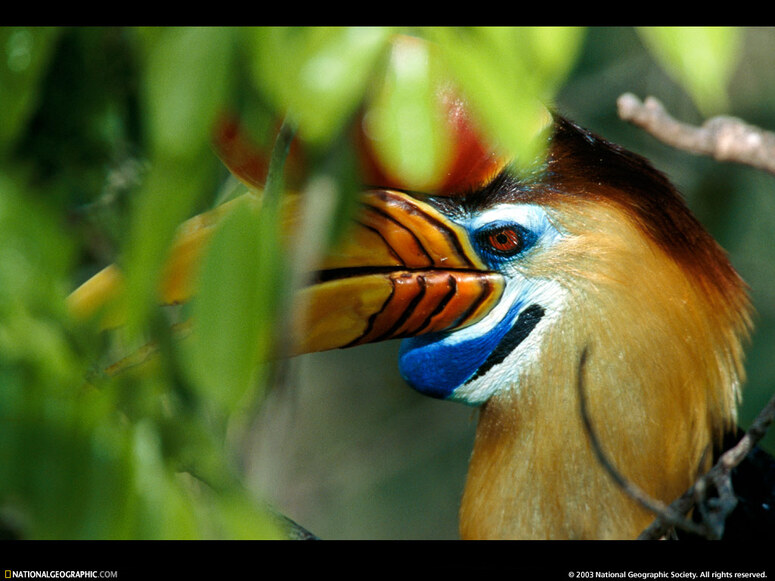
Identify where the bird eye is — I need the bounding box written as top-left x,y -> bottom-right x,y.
471,217 -> 541,266
488,227 -> 522,254
480,225 -> 528,257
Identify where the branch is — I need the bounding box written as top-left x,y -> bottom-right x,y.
638,390 -> 775,540
272,512 -> 319,540
575,347 -> 709,538
577,347 -> 775,539
617,93 -> 775,175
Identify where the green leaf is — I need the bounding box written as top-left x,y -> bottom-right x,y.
247,27 -> 393,146
0,27 -> 61,152
363,35 -> 451,191
429,27 -> 583,176
193,487 -> 285,539
310,133 -> 362,250
122,27 -> 236,333
521,26 -> 587,93
637,27 -> 742,115
183,195 -> 268,409
184,124 -> 298,413
121,158 -> 215,335
130,420 -> 199,539
141,27 -> 236,160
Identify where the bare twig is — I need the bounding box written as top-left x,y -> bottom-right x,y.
638,391 -> 775,540
578,345 -> 775,539
576,347 -> 709,538
617,93 -> 775,175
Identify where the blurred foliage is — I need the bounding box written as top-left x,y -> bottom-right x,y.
0,26 -> 772,541
636,27 -> 742,115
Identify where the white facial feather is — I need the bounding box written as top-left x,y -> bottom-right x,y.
445,204 -> 568,404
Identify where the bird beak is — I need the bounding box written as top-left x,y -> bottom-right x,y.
68,188 -> 504,357
293,188 -> 504,354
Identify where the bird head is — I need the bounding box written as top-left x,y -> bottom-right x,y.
298,112 -> 753,539
302,113 -> 752,419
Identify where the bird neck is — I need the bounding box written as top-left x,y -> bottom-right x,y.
459,201 -> 750,539
460,356 -> 708,539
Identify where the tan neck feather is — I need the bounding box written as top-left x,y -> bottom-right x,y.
459,201 -> 751,539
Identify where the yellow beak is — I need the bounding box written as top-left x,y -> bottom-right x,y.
68,188 -> 504,357
294,188 -> 503,353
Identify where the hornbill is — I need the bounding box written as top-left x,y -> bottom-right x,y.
69,92 -> 775,540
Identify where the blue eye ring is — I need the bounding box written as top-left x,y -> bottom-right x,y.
475,222 -> 537,262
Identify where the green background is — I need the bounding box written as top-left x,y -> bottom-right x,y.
1,26 -> 773,540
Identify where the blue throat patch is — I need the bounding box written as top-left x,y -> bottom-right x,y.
398,302 -> 545,401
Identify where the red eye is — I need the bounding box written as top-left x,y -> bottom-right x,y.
487,227 -> 523,254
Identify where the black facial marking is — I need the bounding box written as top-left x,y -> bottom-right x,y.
465,303 -> 545,384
